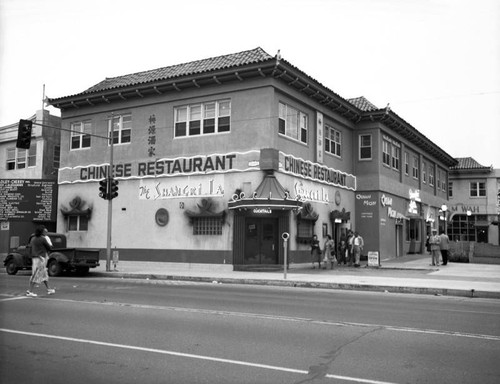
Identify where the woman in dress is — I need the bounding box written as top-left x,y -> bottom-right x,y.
26,226 -> 55,297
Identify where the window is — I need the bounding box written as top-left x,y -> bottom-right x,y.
53,145 -> 60,171
175,100 -> 231,138
359,134 -> 372,160
193,217 -> 222,235
412,156 -> 419,179
68,215 -> 88,231
429,166 -> 434,186
6,146 -> 36,170
70,121 -> 92,149
7,149 -> 15,170
297,220 -> 314,239
325,125 -> 341,157
422,161 -> 427,183
391,146 -> 400,170
404,152 -> 409,175
470,182 -> 486,197
448,214 -> 487,242
449,181 -> 453,198
382,140 -> 391,166
109,114 -> 132,144
278,102 -> 308,144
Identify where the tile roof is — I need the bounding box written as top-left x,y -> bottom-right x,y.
347,96 -> 378,111
450,157 -> 491,170
83,47 -> 274,95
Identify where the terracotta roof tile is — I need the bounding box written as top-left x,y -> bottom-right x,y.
83,47 -> 274,95
347,96 -> 378,111
451,157 -> 491,170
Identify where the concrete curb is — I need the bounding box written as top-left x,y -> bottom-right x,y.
92,272 -> 500,299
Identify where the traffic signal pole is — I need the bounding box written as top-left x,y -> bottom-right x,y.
106,115 -> 114,272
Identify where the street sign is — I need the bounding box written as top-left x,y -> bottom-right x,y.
368,251 -> 380,267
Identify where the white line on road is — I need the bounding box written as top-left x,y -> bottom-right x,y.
0,328 -> 397,384
0,296 -> 28,302
5,295 -> 500,342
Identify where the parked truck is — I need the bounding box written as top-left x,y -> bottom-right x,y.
4,232 -> 100,276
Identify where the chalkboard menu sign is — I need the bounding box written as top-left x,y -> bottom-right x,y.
0,179 -> 57,222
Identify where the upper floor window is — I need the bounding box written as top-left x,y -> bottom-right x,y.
325,125 -> 341,157
404,152 -> 409,175
278,102 -> 307,144
53,145 -> 60,171
470,181 -> 486,197
429,166 -> 434,186
175,100 -> 231,138
441,173 -> 447,192
6,145 -> 36,170
70,121 -> 92,149
359,134 -> 372,160
422,161 -> 427,183
391,146 -> 400,170
449,181 -> 453,198
382,140 -> 391,166
109,114 -> 132,145
412,156 -> 419,179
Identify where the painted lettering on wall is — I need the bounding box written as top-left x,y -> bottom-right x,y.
294,180 -> 329,203
380,194 -> 393,207
356,193 -> 376,206
139,175 -> 224,200
450,205 -> 480,213
281,153 -> 356,190
76,154 -> 237,181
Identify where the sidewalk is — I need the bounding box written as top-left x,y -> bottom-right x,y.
92,253 -> 500,299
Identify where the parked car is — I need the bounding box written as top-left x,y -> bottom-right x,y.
4,232 -> 100,276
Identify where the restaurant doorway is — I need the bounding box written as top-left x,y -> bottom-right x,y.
244,217 -> 279,264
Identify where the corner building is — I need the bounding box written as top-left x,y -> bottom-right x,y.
49,48 -> 456,267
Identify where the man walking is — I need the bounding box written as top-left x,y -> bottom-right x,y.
439,230 -> 450,265
429,228 -> 441,266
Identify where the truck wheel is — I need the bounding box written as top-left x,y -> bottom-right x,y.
48,260 -> 62,277
5,260 -> 18,275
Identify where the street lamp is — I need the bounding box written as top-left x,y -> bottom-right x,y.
440,204 -> 448,234
466,210 -> 472,242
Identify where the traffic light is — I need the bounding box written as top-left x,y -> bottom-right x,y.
16,119 -> 33,149
99,179 -> 109,200
109,178 -> 119,200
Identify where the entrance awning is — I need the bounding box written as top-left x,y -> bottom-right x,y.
228,173 -> 303,211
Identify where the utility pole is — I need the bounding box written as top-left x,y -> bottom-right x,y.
106,114 -> 115,272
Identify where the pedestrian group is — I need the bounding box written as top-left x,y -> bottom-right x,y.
426,228 -> 450,266
311,230 -> 364,269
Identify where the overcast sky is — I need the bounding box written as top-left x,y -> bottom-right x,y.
1,0 -> 499,167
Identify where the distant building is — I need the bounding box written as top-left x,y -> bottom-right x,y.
447,157 -> 500,245
0,110 -> 61,255
47,48 -> 456,266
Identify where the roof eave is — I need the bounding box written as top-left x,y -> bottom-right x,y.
361,109 -> 458,167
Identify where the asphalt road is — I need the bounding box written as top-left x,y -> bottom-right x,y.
1,274 -> 500,384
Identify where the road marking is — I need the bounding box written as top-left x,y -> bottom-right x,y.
0,296 -> 28,302
4,295 -> 499,342
0,328 -> 397,384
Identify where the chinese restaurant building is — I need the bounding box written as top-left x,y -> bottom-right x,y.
48,48 -> 456,267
